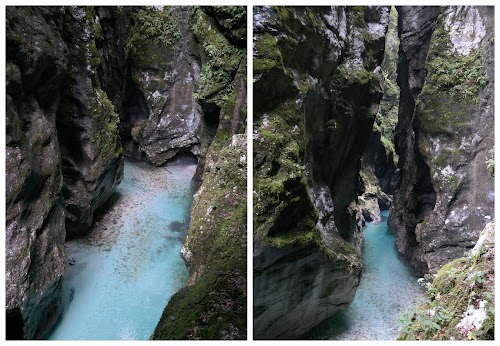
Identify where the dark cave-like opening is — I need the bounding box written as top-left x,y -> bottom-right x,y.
6,307 -> 24,340
164,151 -> 199,166
200,100 -> 221,139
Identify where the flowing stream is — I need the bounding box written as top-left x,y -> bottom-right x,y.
47,160 -> 196,340
308,210 -> 425,340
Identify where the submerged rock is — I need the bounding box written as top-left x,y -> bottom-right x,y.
389,6 -> 494,274
253,6 -> 389,338
151,6 -> 247,340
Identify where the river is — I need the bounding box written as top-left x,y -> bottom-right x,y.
46,160 -> 195,340
307,210 -> 425,340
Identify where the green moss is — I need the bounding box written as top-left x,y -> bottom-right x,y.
91,88 -> 122,159
254,33 -> 283,75
128,7 -> 180,50
398,248 -> 495,340
152,136 -> 246,340
190,8 -> 244,107
85,7 -> 102,40
418,11 -> 487,135
373,8 -> 400,167
88,39 -> 101,69
152,269 -> 246,340
447,174 -> 458,192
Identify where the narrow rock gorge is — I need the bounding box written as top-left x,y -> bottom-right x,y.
6,5 -> 246,340
253,6 -> 390,339
253,5 -> 494,340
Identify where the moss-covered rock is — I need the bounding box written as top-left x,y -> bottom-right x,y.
398,222 -> 494,340
390,6 -> 494,275
152,135 -> 247,340
151,7 -> 247,340
253,6 -> 389,339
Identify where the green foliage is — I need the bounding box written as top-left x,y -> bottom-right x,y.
398,245 -> 495,340
92,88 -> 122,159
190,8 -> 244,107
373,7 -> 400,166
427,49 -> 487,101
128,7 -> 180,50
374,76 -> 399,165
418,11 -> 488,135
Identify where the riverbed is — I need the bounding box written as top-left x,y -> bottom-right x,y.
307,210 -> 425,340
47,160 -> 196,340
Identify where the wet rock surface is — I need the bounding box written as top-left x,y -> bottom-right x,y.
253,6 -> 389,338
6,5 -> 246,340
389,6 -> 494,275
6,7 -> 67,339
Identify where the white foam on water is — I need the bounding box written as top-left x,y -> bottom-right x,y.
47,161 -> 194,340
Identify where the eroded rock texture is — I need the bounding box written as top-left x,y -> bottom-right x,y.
56,7 -> 124,238
6,5 -> 246,340
120,6 -> 244,169
389,6 -> 494,274
253,6 -> 389,339
6,6 -> 124,337
6,7 -> 67,339
151,6 -> 247,340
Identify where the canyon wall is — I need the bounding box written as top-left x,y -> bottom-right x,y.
6,6 -> 246,339
253,6 -> 389,339
389,6 -> 494,274
152,6 -> 247,340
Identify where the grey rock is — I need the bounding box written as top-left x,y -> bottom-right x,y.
6,7 -> 67,338
253,6 -> 389,338
389,6 -> 494,274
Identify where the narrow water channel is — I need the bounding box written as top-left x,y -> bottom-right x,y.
308,210 -> 425,340
47,160 -> 196,340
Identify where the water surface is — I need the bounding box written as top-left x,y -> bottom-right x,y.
308,210 -> 425,340
47,160 -> 195,340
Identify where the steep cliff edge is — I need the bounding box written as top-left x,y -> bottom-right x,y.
389,6 -> 494,275
253,6 -> 389,338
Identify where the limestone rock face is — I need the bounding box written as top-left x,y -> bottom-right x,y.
56,7 -> 124,238
5,7 -> 67,339
151,6 -> 247,340
389,6 -> 494,275
124,7 -> 203,165
5,6 -> 125,337
253,6 -> 389,338
121,7 -> 245,167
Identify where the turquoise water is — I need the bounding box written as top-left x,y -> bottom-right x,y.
308,210 -> 425,340
47,161 -> 195,340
